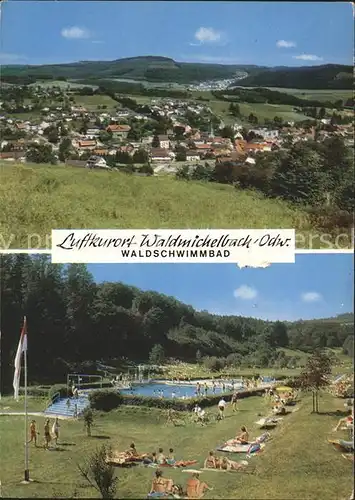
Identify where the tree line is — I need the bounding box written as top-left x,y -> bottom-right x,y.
1,255 -> 353,393
176,137 -> 354,226
213,88 -> 346,109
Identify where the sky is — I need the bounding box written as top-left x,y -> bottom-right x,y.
87,253 -> 354,322
1,2 -> 353,67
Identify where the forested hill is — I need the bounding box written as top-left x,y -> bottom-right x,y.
1,56 -> 258,84
1,255 -> 353,389
234,64 -> 353,89
1,56 -> 352,88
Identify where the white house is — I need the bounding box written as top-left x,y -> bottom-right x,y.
86,156 -> 109,169
158,135 -> 170,149
86,128 -> 101,139
250,128 -> 279,140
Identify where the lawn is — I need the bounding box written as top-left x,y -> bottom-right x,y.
0,163 -> 315,250
72,95 -> 118,110
0,392 -> 352,499
266,88 -> 353,103
160,353 -> 353,381
203,99 -> 310,126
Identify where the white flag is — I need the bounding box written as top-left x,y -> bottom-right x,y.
13,317 -> 27,401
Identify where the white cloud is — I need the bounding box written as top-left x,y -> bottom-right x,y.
276,40 -> 296,48
194,27 -> 222,44
233,285 -> 258,300
61,26 -> 91,40
301,292 -> 322,303
293,54 -> 323,61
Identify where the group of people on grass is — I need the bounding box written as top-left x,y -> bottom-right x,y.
149,469 -> 212,499
204,450 -> 248,471
107,443 -> 197,469
28,417 -> 60,449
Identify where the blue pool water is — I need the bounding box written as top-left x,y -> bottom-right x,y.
120,381 -> 244,399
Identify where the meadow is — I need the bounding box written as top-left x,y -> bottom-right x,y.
71,94 -> 118,110
0,391 -> 352,499
0,163 -> 315,250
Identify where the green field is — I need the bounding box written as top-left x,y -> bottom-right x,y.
72,94 -> 118,110
265,88 -> 353,102
0,163 -> 318,250
213,101 -> 310,124
0,391 -> 352,499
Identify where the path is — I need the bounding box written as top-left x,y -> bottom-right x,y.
0,411 -> 72,420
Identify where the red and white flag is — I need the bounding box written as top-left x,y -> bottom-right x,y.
13,317 -> 28,400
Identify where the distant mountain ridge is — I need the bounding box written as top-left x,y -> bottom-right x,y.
1,56 -> 352,89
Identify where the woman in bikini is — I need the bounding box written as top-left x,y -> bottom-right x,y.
149,469 -> 174,496
185,473 -> 212,499
157,448 -> 167,465
204,451 -> 220,469
235,426 -> 249,444
44,419 -> 51,449
52,417 -> 60,446
28,420 -> 38,446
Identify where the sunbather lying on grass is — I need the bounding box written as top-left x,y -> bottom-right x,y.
334,409 -> 353,432
219,457 -> 248,471
108,443 -> 148,464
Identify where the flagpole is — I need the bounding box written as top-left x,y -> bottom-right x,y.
23,317 -> 30,482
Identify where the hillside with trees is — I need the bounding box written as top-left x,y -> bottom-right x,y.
234,64 -> 353,89
1,57 -> 352,88
1,255 -> 353,392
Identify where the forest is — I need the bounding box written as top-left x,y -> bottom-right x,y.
1,255 -> 353,393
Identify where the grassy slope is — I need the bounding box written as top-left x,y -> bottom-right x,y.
0,163 -> 311,249
161,353 -> 353,380
0,392 -> 352,499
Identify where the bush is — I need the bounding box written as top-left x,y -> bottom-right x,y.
203,356 -> 226,372
89,390 -> 124,411
19,386 -> 49,398
49,384 -> 68,399
89,389 -> 266,412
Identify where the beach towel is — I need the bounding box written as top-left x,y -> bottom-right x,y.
217,434 -> 269,453
146,461 -> 198,468
328,439 -> 354,452
201,463 -> 256,474
216,443 -> 250,453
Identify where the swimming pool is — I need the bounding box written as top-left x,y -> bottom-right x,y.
120,381 -> 244,399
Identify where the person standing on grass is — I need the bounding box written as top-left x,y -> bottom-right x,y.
218,397 -> 226,419
28,420 -> 38,447
44,419 -> 51,449
73,402 -> 78,419
52,417 -> 60,446
231,392 -> 238,412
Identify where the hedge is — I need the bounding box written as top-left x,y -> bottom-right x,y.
77,382 -> 112,390
88,388 -> 266,412
49,384 -> 68,399
19,386 -> 49,398
89,389 -> 124,411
